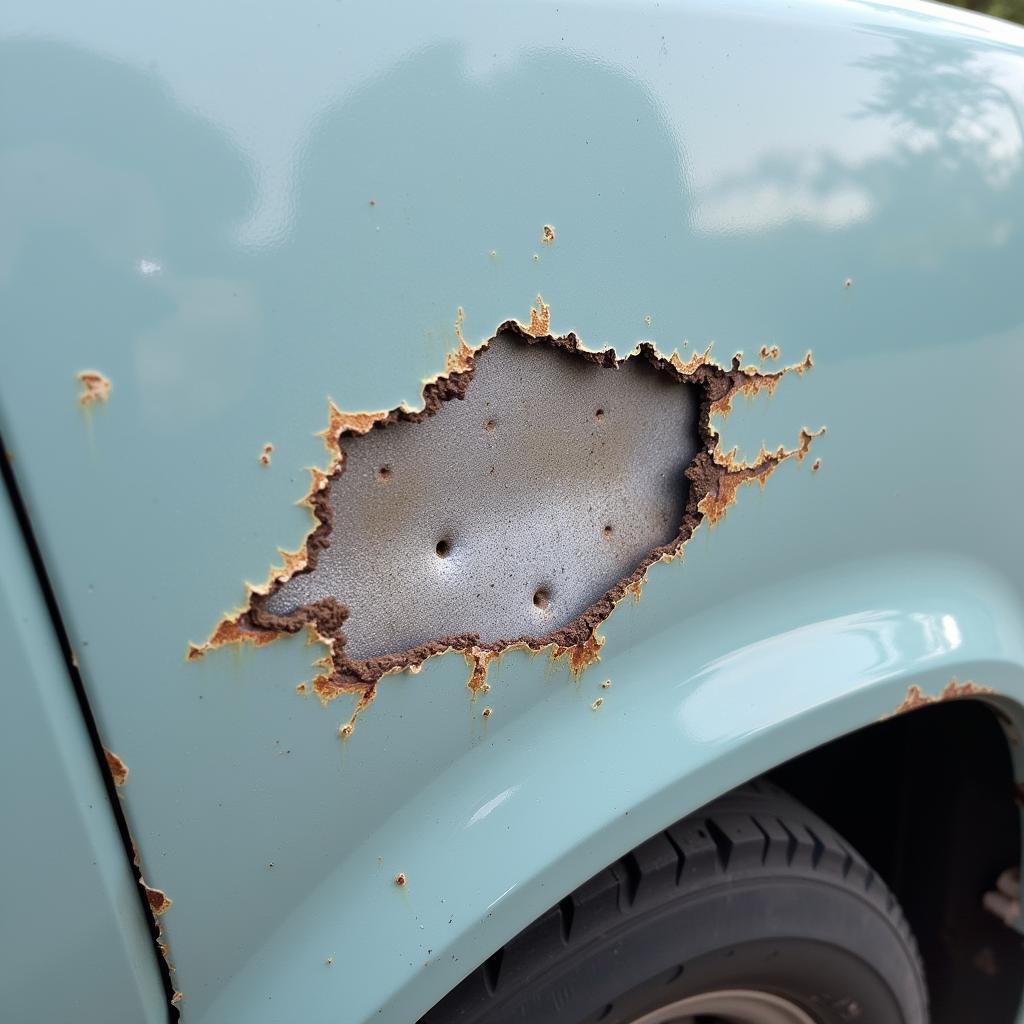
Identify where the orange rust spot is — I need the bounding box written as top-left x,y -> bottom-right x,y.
171,992 -> 183,1006
698,428 -> 823,527
524,295 -> 551,337
552,630 -> 604,677
541,224 -> 556,245
712,352 -> 813,417
187,617 -> 280,660
670,345 -> 714,375
601,679 -> 612,689
259,443 -> 274,466
394,872 -> 407,887
449,308 -> 476,374
447,340 -> 475,375
481,706 -> 493,718
812,458 -> 822,472
271,547 -> 308,585
312,671 -> 358,706
144,884 -> 172,917
759,345 -> 780,360
77,370 -> 111,407
888,678 -> 995,717
623,579 -> 644,604
592,696 -> 604,710
465,649 -> 497,696
104,749 -> 128,787
295,682 -> 308,696
321,402 -> 389,453
336,685 -> 376,739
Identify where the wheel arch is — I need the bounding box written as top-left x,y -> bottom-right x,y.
198,556 -> 1024,1024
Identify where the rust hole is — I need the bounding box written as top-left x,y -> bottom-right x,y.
191,315 -> 822,727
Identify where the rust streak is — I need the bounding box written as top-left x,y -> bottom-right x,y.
552,630 -> 605,677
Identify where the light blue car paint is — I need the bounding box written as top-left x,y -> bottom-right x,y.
0,483 -> 167,1021
2,1 -> 1024,1021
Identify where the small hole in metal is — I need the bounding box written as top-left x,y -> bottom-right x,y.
376,466 -> 392,482
436,540 -> 451,558
484,418 -> 497,432
595,408 -> 605,422
533,588 -> 550,610
603,525 -> 614,538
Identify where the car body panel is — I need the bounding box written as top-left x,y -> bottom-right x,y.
2,1 -> 1024,1021
0,485 -> 167,1023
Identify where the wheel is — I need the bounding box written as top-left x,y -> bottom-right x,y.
421,780 -> 928,1024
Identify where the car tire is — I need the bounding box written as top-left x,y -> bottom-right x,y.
421,779 -> 928,1024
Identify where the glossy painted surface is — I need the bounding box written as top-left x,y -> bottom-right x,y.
2,1 -> 1024,1021
0,486 -> 166,1022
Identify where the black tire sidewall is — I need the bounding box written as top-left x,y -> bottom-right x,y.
485,875 -> 925,1024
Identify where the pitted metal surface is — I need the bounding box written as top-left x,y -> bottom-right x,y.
266,331 -> 700,658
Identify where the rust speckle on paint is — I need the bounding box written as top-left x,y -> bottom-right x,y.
259,443 -> 274,466
592,696 -> 604,710
104,749 -> 129,787
394,872 -> 407,887
541,224 -> 556,245
77,371 -> 111,407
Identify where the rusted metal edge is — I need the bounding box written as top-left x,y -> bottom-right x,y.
188,297 -> 823,738
886,678 -> 996,718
